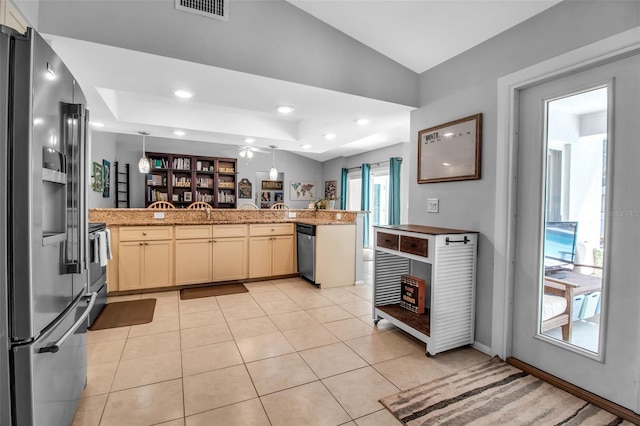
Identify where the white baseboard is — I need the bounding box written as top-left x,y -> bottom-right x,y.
472,341 -> 492,356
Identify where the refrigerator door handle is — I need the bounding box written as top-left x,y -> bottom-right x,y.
62,103 -> 86,274
39,292 -> 97,354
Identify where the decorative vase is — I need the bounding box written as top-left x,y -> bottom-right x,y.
327,199 -> 336,209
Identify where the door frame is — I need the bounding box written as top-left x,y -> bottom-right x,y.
491,26 -> 640,361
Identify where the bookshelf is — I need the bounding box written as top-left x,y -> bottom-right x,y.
145,152 -> 237,208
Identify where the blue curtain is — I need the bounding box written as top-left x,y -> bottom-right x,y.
361,163 -> 370,247
340,168 -> 348,210
389,157 -> 402,225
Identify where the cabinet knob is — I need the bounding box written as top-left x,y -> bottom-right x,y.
139,242 -> 143,246
271,228 -> 274,232
209,240 -> 213,243
142,232 -> 147,236
145,242 -> 149,246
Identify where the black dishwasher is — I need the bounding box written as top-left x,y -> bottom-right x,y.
296,223 -> 317,286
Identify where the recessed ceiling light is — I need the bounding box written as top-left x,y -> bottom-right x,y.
174,130 -> 186,136
90,122 -> 104,127
244,137 -> 256,144
173,89 -> 194,99
442,162 -> 451,166
302,144 -> 312,149
356,118 -> 371,126
323,133 -> 337,140
276,105 -> 295,114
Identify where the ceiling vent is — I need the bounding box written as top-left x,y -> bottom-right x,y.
175,0 -> 229,22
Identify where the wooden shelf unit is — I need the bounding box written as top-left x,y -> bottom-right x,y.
145,152 -> 237,208
373,225 -> 478,357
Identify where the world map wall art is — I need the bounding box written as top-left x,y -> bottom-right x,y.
290,182 -> 316,200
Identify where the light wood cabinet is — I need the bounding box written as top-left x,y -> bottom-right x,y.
212,224 -> 247,281
118,226 -> 174,290
109,223 -> 295,293
249,224 -> 295,278
1,0 -> 28,33
175,225 -> 213,285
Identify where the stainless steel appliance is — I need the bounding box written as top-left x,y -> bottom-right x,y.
88,223 -> 108,327
296,223 -> 317,286
0,25 -> 95,426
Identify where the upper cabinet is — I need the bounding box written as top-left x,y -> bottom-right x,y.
1,0 -> 28,33
145,152 -> 237,208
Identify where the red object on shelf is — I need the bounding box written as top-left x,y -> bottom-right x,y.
400,274 -> 427,314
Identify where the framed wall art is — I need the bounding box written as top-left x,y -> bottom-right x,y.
324,180 -> 337,199
238,178 -> 252,198
290,182 -> 316,200
102,159 -> 111,198
92,162 -> 103,192
418,113 -> 482,183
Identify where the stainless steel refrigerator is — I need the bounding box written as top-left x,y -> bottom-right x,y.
0,25 -> 95,425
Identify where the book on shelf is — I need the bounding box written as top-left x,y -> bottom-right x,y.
152,158 -> 168,169
400,274 -> 428,314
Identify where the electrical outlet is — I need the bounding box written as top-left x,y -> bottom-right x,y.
288,211 -> 297,218
336,213 -> 342,220
154,212 -> 165,219
427,198 -> 439,213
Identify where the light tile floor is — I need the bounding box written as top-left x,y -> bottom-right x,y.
73,262 -> 490,426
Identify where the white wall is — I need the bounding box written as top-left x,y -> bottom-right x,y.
410,0 -> 640,350
109,133 -> 322,209
37,0 -> 418,107
88,131 -> 117,208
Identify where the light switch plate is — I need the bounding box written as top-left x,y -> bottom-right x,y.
154,212 -> 165,219
288,211 -> 297,218
336,213 -> 342,220
427,198 -> 439,213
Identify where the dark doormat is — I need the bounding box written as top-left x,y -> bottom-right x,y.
180,283 -> 248,300
89,299 -> 156,331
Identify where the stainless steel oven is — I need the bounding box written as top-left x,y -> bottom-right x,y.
88,222 -> 108,327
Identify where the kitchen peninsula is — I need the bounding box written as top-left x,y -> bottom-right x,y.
90,208 -> 360,293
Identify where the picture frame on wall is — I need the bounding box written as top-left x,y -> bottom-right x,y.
92,162 -> 103,192
238,178 -> 252,199
102,159 -> 110,198
290,182 -> 316,200
418,113 -> 482,183
324,180 -> 337,199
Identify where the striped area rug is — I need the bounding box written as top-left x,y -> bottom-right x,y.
380,360 -> 632,425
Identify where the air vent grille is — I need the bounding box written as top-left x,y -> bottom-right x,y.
175,0 -> 229,21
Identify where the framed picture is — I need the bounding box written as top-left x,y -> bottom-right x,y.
418,113 -> 482,183
238,178 -> 252,199
262,180 -> 283,190
261,191 -> 271,202
324,180 -> 337,199
290,182 -> 316,200
92,162 -> 103,192
102,160 -> 111,198
274,192 -> 284,203
184,192 -> 192,202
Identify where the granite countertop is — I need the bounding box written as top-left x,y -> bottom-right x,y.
89,208 -> 358,227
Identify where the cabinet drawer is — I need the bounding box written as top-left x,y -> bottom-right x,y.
250,223 -> 293,236
400,236 -> 428,257
175,225 -> 212,240
213,224 -> 247,238
377,232 -> 399,250
119,226 -> 173,241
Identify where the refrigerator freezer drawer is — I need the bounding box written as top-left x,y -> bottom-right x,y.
11,293 -> 90,426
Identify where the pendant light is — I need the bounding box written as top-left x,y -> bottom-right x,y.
269,145 -> 278,181
138,131 -> 150,173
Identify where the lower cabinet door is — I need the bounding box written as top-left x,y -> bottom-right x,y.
212,237 -> 247,281
143,240 -> 174,288
118,242 -> 144,291
272,235 -> 295,276
249,236 -> 273,278
175,239 -> 213,285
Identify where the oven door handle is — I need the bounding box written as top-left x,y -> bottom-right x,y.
39,292 -> 97,354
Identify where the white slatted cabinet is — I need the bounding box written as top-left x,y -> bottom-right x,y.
373,225 -> 478,356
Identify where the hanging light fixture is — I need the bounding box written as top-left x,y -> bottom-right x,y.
269,145 -> 278,181
239,147 -> 254,159
138,131 -> 150,173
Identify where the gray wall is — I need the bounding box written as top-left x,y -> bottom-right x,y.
409,0 -> 640,350
109,133 -> 322,209
37,0 -> 418,107
88,131 -> 117,208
